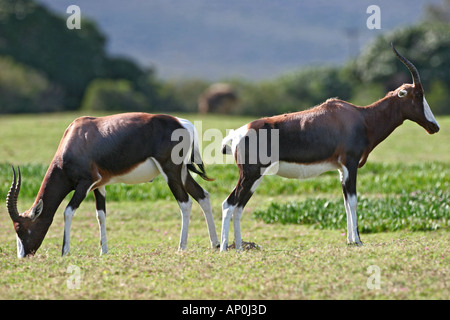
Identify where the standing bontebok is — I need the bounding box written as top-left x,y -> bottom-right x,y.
220,43 -> 440,251
7,113 -> 220,257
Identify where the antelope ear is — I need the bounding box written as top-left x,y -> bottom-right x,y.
30,199 -> 43,221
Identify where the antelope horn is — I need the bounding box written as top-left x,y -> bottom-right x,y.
6,166 -> 21,222
391,42 -> 421,86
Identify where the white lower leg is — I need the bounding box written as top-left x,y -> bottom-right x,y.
343,197 -> 352,243
62,206 -> 75,256
96,209 -> 108,255
347,194 -> 361,244
198,192 -> 220,248
220,201 -> 235,251
232,206 -> 244,251
178,198 -> 192,251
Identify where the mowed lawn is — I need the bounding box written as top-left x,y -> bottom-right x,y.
0,112 -> 448,300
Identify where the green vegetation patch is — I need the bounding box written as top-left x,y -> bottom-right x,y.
254,190 -> 449,233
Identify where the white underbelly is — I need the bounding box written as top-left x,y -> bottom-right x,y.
108,158 -> 160,185
274,161 -> 339,179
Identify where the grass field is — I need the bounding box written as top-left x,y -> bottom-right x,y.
0,112 -> 449,300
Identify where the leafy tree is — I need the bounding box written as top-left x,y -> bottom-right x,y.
0,55 -> 63,113
0,0 -> 161,112
352,22 -> 450,113
281,66 -> 353,110
425,0 -> 450,23
0,0 -> 108,109
235,79 -> 289,116
234,66 -> 354,117
159,79 -> 211,112
81,79 -> 148,112
353,23 -> 450,90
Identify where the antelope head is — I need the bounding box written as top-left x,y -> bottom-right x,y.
391,43 -> 440,134
7,167 -> 45,257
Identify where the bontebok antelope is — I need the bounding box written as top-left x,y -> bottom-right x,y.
220,44 -> 440,251
7,113 -> 219,257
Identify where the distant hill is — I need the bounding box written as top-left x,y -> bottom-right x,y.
38,0 -> 438,80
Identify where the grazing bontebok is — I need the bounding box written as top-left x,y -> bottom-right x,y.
7,113 -> 219,257
220,44 -> 440,251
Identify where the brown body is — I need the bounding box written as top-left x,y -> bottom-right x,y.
219,45 -> 440,251
8,113 -> 219,257
245,82 -> 439,170
247,100 -> 367,166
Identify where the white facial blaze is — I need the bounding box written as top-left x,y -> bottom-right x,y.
423,97 -> 439,126
16,235 -> 25,258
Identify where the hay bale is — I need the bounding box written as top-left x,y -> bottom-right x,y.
198,83 -> 238,114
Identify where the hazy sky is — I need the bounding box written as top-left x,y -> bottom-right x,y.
38,0 -> 439,80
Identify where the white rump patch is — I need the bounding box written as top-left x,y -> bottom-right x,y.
176,117 -> 195,141
175,117 -> 197,164
222,124 -> 249,159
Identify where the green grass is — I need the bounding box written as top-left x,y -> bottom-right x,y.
0,112 -> 449,300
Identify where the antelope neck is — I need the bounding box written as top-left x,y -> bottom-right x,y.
361,97 -> 405,152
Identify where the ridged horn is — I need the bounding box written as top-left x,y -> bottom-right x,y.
391,42 -> 421,86
6,166 -> 21,222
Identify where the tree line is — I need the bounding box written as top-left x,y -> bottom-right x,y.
0,0 -> 449,115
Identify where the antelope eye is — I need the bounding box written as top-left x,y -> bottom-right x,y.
398,90 -> 407,97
